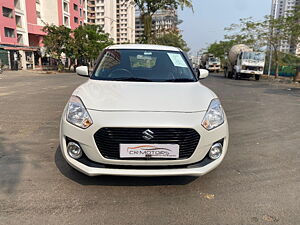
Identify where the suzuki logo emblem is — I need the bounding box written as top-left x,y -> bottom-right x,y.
142,129 -> 154,141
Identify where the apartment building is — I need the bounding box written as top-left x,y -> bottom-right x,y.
87,0 -> 135,44
0,0 -> 87,70
58,0 -> 87,28
135,9 -> 178,42
271,0 -> 300,55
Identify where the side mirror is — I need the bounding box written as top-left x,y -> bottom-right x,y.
76,66 -> 89,77
198,69 -> 209,79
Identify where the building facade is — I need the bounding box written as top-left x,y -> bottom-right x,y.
271,0 -> 300,55
0,0 -> 87,70
87,0 -> 135,44
135,9 -> 178,42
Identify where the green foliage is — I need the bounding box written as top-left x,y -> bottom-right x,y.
42,24 -> 113,69
279,52 -> 300,66
42,25 -> 72,60
133,0 -> 193,42
153,30 -> 190,52
285,5 -> 300,52
224,18 -> 260,49
72,24 -> 113,65
223,7 -> 300,77
206,40 -> 237,64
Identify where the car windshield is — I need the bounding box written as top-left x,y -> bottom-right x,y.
91,49 -> 197,82
242,52 -> 265,61
209,58 -> 220,63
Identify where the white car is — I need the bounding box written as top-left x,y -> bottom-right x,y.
60,44 -> 229,177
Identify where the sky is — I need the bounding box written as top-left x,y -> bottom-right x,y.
178,0 -> 271,54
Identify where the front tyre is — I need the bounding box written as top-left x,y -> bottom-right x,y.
255,75 -> 260,81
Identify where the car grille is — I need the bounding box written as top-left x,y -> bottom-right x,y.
94,128 -> 200,160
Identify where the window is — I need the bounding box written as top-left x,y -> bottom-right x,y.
14,0 -> 21,9
17,33 -> 23,44
15,15 -> 22,28
80,8 -> 82,17
73,4 -> 78,11
63,2 -> 69,12
74,17 -> 78,23
80,0 -> 82,5
36,0 -> 40,4
4,27 -> 15,38
2,7 -> 14,18
64,16 -> 69,26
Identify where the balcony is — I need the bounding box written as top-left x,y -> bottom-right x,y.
88,14 -> 95,19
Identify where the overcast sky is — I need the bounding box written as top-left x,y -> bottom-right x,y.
178,0 -> 271,54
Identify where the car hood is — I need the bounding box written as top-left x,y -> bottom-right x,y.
73,79 -> 216,112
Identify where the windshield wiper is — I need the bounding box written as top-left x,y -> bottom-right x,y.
111,77 -> 152,82
165,78 -> 195,82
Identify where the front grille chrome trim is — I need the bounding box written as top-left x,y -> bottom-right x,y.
94,128 -> 200,160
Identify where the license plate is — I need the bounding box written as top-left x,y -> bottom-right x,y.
120,144 -> 179,159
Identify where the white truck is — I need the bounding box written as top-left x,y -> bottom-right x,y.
224,44 -> 265,80
200,54 -> 221,73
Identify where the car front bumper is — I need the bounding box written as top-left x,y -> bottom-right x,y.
60,109 -> 229,176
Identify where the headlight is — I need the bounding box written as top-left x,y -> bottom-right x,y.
66,96 -> 93,129
202,99 -> 224,130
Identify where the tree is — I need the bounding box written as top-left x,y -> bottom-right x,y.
72,24 -> 113,67
132,0 -> 193,43
224,18 -> 262,50
42,24 -> 113,71
224,10 -> 300,77
206,40 -> 238,65
153,30 -> 189,51
286,5 -> 300,81
42,25 -> 72,70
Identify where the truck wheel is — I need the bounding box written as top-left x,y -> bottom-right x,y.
234,71 -> 239,80
255,75 -> 260,81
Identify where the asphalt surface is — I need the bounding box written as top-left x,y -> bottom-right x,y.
0,71 -> 299,225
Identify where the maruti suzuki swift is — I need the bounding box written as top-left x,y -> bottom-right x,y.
60,44 -> 229,176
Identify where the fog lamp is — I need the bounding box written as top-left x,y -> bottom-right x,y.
67,142 -> 82,159
209,143 -> 223,160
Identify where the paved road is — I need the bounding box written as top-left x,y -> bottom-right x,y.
0,71 -> 299,225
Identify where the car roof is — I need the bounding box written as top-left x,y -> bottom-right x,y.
107,44 -> 181,52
